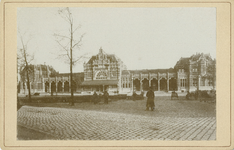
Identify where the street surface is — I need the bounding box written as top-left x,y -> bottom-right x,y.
17,98 -> 216,140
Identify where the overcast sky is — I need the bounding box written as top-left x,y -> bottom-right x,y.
17,7 -> 216,73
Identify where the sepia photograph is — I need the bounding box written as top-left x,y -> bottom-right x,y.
16,7 -> 217,141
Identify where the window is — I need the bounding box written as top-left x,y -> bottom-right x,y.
208,79 -> 213,86
193,78 -> 197,86
96,71 -> 107,80
180,79 -> 186,87
200,78 -> 205,86
87,72 -> 92,78
192,68 -> 197,72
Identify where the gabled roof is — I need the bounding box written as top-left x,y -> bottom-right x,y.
86,49 -> 118,64
190,53 -> 213,61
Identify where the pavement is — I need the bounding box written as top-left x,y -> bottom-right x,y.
17,98 -> 216,140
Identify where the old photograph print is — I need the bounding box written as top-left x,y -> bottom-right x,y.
17,7 -> 216,140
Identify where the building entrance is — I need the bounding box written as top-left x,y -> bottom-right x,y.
160,78 -> 167,91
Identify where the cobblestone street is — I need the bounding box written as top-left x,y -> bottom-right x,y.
17,98 -> 216,140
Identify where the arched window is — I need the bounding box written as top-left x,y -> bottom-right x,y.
96,71 -> 107,80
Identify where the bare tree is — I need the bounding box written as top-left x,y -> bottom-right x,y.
18,33 -> 34,102
54,7 -> 87,106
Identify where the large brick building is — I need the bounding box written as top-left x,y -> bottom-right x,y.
18,48 -> 216,94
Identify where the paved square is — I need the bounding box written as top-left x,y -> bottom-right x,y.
17,98 -> 216,140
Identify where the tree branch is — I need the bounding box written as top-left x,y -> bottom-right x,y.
72,53 -> 89,65
53,33 -> 71,40
72,24 -> 82,34
72,33 -> 85,49
55,40 -> 71,59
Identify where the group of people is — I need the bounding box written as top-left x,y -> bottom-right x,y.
91,87 -> 155,111
92,90 -> 109,104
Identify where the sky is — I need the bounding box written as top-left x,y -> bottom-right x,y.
17,7 -> 216,73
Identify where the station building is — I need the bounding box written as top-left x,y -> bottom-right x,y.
18,48 -> 216,94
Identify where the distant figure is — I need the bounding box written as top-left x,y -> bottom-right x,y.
132,91 -> 137,101
171,91 -> 178,100
98,92 -> 103,104
103,90 -> 109,104
93,91 -> 98,104
186,91 -> 190,100
146,87 -> 155,111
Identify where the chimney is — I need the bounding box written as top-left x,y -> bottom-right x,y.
99,47 -> 103,53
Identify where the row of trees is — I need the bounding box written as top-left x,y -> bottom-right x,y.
18,8 -> 85,105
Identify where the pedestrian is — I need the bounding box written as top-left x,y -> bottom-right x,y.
186,91 -> 190,100
103,90 -> 109,104
98,92 -> 103,103
93,91 -> 98,104
146,87 -> 155,111
132,91 -> 137,101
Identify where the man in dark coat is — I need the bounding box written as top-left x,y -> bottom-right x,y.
146,87 -> 155,111
93,91 -> 98,104
103,90 -> 109,104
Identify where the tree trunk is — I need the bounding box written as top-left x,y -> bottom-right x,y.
26,66 -> 31,102
70,23 -> 74,106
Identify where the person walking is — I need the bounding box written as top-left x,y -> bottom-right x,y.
103,90 -> 109,104
146,87 -> 155,111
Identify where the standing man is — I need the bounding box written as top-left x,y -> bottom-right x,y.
146,87 -> 155,111
103,90 -> 109,104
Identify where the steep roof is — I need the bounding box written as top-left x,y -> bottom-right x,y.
86,51 -> 118,64
189,53 -> 213,61
175,57 -> 190,68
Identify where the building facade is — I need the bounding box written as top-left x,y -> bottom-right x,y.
18,49 -> 216,94
81,48 -> 126,92
174,53 -> 216,92
121,53 -> 216,93
18,64 -> 84,94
